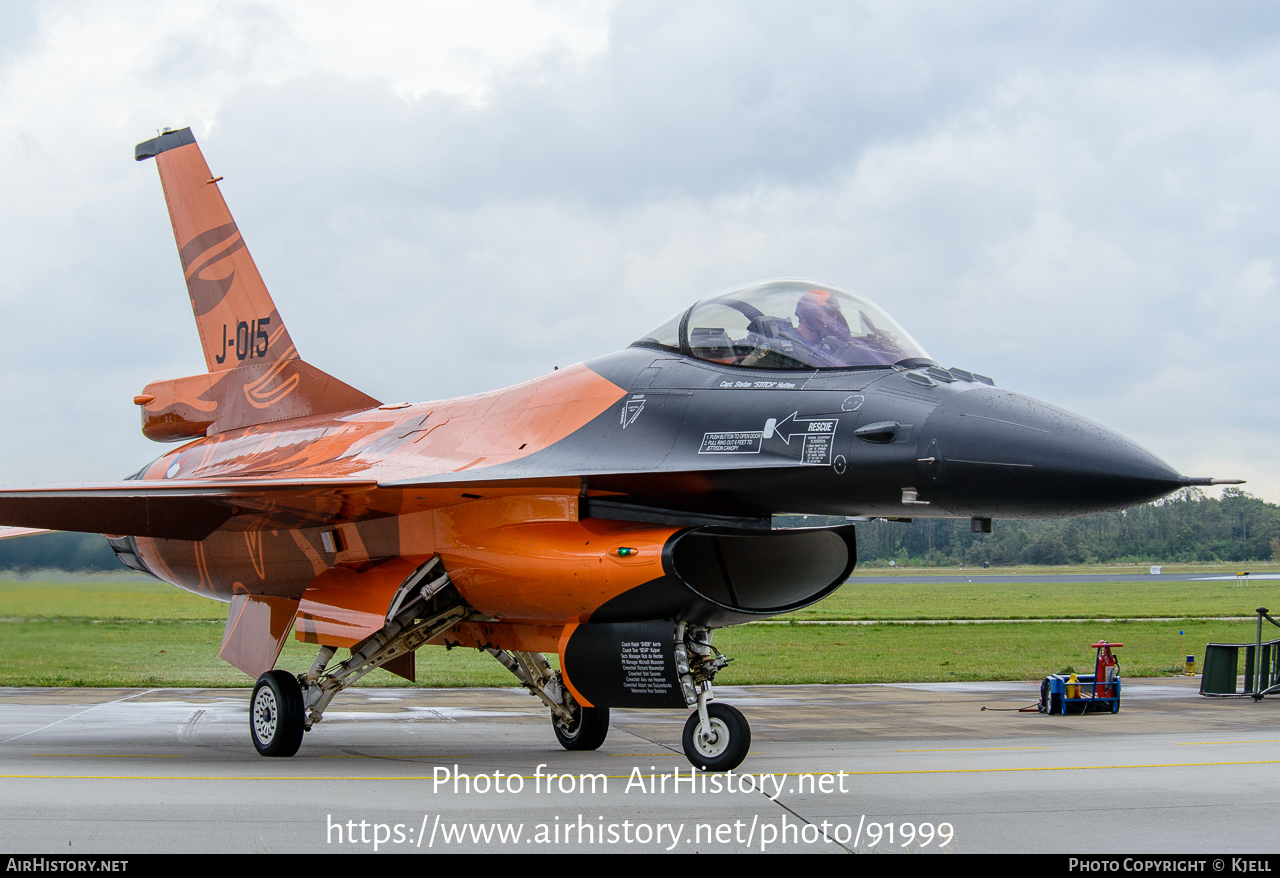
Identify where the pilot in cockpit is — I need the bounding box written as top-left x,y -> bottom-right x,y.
656,278 -> 925,370
789,288 -> 856,365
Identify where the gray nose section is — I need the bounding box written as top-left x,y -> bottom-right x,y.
916,387 -> 1186,518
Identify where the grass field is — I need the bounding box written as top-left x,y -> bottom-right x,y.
0,574 -> 226,620
782,577 -> 1280,621
852,562 -> 1280,576
0,569 -> 1272,687
715,620 -> 1238,684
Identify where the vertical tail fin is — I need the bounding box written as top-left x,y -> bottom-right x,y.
136,128 -> 295,372
134,129 -> 379,440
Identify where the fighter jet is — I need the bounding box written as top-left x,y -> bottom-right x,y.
0,129 -> 1237,771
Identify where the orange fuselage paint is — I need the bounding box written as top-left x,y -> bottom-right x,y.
131,363 -> 632,644
138,361 -> 625,487
427,508 -> 676,622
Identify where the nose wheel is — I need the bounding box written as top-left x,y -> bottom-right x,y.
250,670 -> 305,757
682,703 -> 750,772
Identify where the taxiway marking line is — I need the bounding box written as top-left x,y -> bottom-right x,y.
897,747 -> 1049,752
5,759 -> 1280,781
318,754 -> 476,759
0,689 -> 157,744
607,750 -> 766,757
813,759 -> 1280,776
32,754 -> 183,758
752,616 -> 1256,625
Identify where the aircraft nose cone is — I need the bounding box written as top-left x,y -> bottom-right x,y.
916,387 -> 1185,517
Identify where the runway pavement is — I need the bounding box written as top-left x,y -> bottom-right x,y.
0,678 -> 1276,854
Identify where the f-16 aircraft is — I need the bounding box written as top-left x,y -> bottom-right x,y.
0,129 -> 1238,771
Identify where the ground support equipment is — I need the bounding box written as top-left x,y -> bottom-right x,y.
1200,607 -> 1280,700
1039,641 -> 1123,715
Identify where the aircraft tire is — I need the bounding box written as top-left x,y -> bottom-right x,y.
682,703 -> 750,772
250,670 -> 305,758
553,705 -> 610,751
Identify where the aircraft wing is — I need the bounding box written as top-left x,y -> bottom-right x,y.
0,478 -> 379,541
0,526 -> 54,541
379,464 -> 806,524
0,467 -> 781,543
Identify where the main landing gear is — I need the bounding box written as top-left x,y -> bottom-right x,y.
487,622 -> 751,772
245,568 -> 752,773
248,558 -> 467,758
482,646 -> 611,751
553,704 -> 611,751
250,670 -> 305,757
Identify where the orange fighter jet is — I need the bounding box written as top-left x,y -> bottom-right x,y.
0,129 -> 1236,770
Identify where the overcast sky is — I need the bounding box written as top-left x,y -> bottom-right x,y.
1,1 -> 1278,504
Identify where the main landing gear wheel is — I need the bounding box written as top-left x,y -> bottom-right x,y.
682,703 -> 750,772
251,670 -> 305,757
553,705 -> 610,751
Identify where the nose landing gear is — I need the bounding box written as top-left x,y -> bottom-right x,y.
675,624 -> 749,771
682,700 -> 750,772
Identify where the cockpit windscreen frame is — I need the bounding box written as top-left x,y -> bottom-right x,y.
634,279 -> 934,371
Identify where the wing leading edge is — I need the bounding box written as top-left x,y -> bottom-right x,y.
0,465 -> 792,543
0,479 -> 378,541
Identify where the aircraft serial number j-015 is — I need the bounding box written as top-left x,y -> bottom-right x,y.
0,129 -> 1236,770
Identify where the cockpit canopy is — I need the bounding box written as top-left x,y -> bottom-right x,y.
635,279 -> 931,370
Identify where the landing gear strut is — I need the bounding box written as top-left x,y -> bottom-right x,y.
247,558 -> 469,758
481,647 -> 609,751
676,623 -> 750,771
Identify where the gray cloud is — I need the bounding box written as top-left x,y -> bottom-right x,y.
1,2 -> 1278,502
207,2 -> 1280,207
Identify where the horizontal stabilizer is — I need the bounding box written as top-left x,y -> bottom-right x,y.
138,358 -> 380,441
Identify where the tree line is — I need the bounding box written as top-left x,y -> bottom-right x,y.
0,488 -> 1277,572
783,488 -> 1280,567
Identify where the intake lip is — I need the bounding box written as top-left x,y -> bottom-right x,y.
588,525 -> 857,627
916,387 -> 1186,518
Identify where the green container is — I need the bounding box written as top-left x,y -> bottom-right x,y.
1200,643 -> 1240,695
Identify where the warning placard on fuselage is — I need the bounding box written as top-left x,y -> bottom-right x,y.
699,431 -> 763,454
801,432 -> 834,464
698,414 -> 837,465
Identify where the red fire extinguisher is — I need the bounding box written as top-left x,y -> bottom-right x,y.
1091,641 -> 1122,698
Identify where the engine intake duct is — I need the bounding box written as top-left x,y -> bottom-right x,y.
671,526 -> 855,612
606,525 -> 856,626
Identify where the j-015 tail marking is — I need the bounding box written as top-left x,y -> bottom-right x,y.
133,129 -> 377,439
